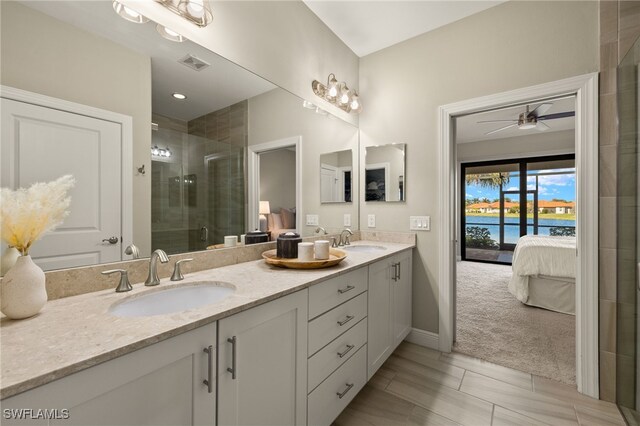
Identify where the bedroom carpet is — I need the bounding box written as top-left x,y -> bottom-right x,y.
454,261 -> 576,386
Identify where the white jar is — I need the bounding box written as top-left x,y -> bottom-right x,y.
297,242 -> 314,262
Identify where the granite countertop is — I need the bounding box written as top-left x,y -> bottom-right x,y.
0,240 -> 414,399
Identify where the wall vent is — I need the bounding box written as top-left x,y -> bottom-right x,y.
178,54 -> 210,71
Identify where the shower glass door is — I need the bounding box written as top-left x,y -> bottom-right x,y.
617,35 -> 640,423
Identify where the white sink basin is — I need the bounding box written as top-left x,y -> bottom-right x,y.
109,282 -> 235,317
344,245 -> 387,253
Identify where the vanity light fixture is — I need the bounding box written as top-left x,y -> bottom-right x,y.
172,92 -> 187,100
154,0 -> 213,27
312,73 -> 362,114
156,24 -> 186,42
151,145 -> 172,158
112,1 -> 149,24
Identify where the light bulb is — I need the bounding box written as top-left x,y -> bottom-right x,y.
326,74 -> 339,99
172,93 -> 187,100
339,88 -> 350,105
186,0 -> 205,18
156,24 -> 186,42
350,98 -> 359,110
152,146 -> 159,156
112,1 -> 149,24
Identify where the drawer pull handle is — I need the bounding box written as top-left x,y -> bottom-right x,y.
337,383 -> 354,399
203,345 -> 213,393
337,315 -> 355,326
227,336 -> 237,380
337,344 -> 355,358
338,285 -> 355,294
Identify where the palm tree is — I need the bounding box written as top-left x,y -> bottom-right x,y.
465,173 -> 510,189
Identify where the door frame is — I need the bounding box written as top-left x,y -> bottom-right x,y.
0,85 -> 134,258
438,73 -> 599,397
247,136 -> 302,232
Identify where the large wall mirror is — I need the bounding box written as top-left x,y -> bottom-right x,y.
364,144 -> 406,202
320,150 -> 353,203
0,1 -> 359,271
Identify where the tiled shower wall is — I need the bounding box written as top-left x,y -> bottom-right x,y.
598,0 -> 640,403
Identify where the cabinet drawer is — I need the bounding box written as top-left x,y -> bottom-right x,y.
307,345 -> 367,426
308,292 -> 367,356
308,318 -> 367,393
309,267 -> 367,319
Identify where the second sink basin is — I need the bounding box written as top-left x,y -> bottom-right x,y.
109,282 -> 235,317
344,245 -> 387,253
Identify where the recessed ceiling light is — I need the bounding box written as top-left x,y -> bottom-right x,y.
112,0 -> 149,24
172,93 -> 187,100
156,24 -> 186,42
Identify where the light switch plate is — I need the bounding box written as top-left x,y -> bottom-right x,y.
306,214 -> 319,226
410,216 -> 430,231
343,214 -> 351,227
368,214 -> 376,228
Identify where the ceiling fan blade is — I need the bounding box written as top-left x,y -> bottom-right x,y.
477,119 -> 518,124
528,102 -> 553,118
485,123 -> 517,135
537,121 -> 551,131
537,111 -> 575,120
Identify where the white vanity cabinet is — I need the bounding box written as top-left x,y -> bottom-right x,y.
367,250 -> 413,379
217,289 -> 308,426
1,323 -> 217,426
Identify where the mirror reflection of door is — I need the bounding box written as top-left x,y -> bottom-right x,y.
320,149 -> 353,203
259,147 -> 297,238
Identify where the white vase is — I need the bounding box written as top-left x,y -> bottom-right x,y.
1,247 -> 20,276
1,255 -> 47,319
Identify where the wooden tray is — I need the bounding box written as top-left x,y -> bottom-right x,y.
262,248 -> 347,269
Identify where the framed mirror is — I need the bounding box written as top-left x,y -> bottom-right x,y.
320,150 -> 353,203
0,1 -> 359,271
364,144 -> 406,202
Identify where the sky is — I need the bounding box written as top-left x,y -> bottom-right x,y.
465,172 -> 576,202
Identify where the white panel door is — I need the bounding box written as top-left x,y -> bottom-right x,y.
1,98 -> 122,270
320,165 -> 338,202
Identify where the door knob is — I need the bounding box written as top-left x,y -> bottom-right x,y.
102,236 -> 119,244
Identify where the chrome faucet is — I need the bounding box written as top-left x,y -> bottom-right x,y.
315,226 -> 328,235
124,244 -> 140,259
145,249 -> 169,286
338,229 -> 353,246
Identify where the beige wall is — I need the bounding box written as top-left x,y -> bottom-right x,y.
359,0 -> 599,333
0,2 -> 152,257
260,149 -> 296,213
248,88 -> 359,235
120,0 -> 359,127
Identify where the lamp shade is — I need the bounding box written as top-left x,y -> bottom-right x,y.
259,201 -> 271,215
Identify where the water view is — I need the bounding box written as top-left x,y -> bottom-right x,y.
465,215 -> 575,245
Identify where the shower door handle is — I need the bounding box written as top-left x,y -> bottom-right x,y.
200,226 -> 209,242
637,263 -> 640,292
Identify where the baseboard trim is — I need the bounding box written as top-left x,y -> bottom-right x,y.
405,328 -> 439,350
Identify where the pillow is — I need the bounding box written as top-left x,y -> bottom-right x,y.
267,213 -> 274,230
271,212 -> 284,230
280,208 -> 295,229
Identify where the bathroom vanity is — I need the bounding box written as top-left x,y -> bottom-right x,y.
0,240 -> 413,426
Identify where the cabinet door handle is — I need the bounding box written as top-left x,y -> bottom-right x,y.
397,262 -> 401,280
203,345 -> 213,393
392,263 -> 398,281
336,383 -> 354,399
337,344 -> 355,358
227,336 -> 237,380
338,285 -> 355,294
337,315 -> 354,326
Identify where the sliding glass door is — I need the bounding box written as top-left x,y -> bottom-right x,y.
462,154 -> 575,264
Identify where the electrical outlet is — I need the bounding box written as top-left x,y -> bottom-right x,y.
343,214 -> 351,227
306,214 -> 319,226
368,214 -> 376,228
410,216 -> 431,231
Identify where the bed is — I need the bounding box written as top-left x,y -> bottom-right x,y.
508,235 -> 576,315
267,208 -> 296,240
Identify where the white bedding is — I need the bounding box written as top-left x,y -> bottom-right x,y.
508,235 -> 576,303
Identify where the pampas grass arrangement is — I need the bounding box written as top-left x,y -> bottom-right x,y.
1,175 -> 75,255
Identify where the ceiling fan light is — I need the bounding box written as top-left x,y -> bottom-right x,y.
112,0 -> 149,23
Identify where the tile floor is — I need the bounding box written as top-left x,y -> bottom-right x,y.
334,342 -> 625,426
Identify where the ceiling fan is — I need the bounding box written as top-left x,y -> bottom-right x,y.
478,103 -> 575,135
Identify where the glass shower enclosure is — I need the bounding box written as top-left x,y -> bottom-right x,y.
151,126 -> 245,255
617,35 -> 640,424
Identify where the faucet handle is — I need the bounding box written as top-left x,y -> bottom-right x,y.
102,269 -> 133,293
345,235 -> 351,245
171,258 -> 193,281
331,237 -> 338,248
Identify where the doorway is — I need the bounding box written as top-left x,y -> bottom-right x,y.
437,74 -> 599,397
